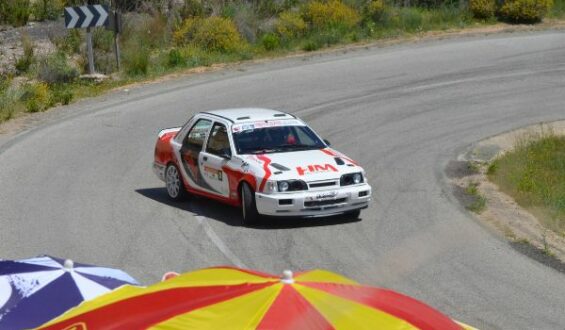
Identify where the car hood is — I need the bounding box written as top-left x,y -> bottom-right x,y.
240,148 -> 362,181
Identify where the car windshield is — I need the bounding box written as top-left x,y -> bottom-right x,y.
233,124 -> 326,154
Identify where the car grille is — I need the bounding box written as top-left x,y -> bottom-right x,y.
304,198 -> 347,208
308,180 -> 338,189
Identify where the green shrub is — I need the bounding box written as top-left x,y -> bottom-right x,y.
364,0 -> 386,21
0,0 -> 31,27
0,78 -> 22,122
255,0 -> 294,16
221,2 -> 261,43
15,35 -> 35,74
51,87 -> 74,105
261,33 -> 280,50
431,5 -> 472,28
500,0 -> 553,22
122,40 -> 150,76
180,46 -> 212,68
180,0 -> 207,19
37,52 -> 79,84
470,0 -> 496,18
312,26 -> 347,45
174,16 -> 245,52
301,0 -> 361,30
302,39 -> 321,51
549,0 -> 565,17
93,28 -> 114,53
32,0 -> 63,21
276,11 -> 307,39
21,82 -> 50,112
53,29 -> 82,55
167,48 -> 184,67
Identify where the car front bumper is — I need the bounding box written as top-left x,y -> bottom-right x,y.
153,162 -> 166,182
255,183 -> 371,217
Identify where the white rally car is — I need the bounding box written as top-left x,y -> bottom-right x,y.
153,108 -> 371,224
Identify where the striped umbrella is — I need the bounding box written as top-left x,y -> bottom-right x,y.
0,255 -> 139,330
39,266 -> 475,330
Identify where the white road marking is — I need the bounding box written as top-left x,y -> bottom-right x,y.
194,213 -> 248,269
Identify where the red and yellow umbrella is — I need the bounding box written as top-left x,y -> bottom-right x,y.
38,266 -> 475,330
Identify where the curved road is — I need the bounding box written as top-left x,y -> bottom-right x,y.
1,32 -> 565,329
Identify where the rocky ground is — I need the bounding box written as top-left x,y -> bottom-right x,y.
0,20 -> 66,75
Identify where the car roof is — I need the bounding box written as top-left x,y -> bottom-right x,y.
202,108 -> 295,123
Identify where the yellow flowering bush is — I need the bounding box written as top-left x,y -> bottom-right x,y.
301,0 -> 361,30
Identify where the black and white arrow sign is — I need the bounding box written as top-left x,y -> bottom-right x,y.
64,5 -> 109,29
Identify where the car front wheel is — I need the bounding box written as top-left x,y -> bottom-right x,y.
166,164 -> 188,201
240,183 -> 259,225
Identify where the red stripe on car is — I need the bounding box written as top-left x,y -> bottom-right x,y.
256,155 -> 272,192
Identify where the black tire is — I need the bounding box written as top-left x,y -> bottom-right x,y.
345,209 -> 361,219
165,164 -> 188,201
240,183 -> 260,225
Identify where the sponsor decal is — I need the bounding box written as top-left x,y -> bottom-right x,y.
231,119 -> 304,133
296,164 -> 338,176
241,161 -> 250,173
316,191 -> 338,200
204,166 -> 223,181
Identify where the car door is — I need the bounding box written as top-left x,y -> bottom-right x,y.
178,118 -> 214,192
199,122 -> 232,198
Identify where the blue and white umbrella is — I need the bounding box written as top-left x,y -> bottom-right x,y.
0,255 -> 139,330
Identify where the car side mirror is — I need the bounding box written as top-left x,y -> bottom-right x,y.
323,139 -> 331,146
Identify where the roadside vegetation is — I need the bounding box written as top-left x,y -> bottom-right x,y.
488,131 -> 565,235
1,0 -> 563,123
465,181 -> 487,213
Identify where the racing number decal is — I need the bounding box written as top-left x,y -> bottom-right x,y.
204,166 -> 223,181
296,164 -> 338,176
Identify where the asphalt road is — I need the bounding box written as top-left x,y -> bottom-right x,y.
1,31 -> 565,329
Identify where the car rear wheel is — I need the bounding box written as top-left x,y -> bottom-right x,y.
241,183 -> 259,225
166,164 -> 187,201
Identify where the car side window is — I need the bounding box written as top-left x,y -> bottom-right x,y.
206,123 -> 231,158
185,119 -> 212,151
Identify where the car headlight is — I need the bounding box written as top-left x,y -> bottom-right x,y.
279,181 -> 289,192
277,180 -> 307,192
340,172 -> 364,186
353,173 -> 362,184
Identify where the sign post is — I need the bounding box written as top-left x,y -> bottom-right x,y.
64,5 -> 109,74
86,27 -> 95,74
106,10 -> 122,71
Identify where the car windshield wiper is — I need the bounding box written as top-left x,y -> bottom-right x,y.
274,144 -> 318,151
243,148 -> 277,154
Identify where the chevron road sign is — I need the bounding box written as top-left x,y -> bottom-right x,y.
64,5 -> 109,29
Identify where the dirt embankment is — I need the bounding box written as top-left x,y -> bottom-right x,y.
447,121 -> 565,271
